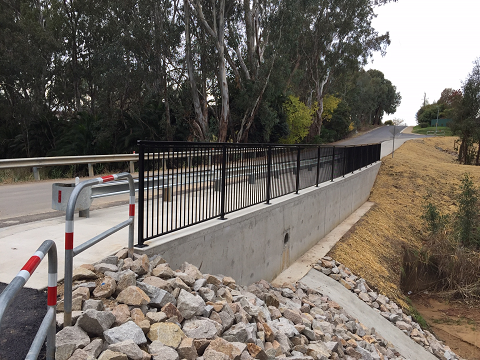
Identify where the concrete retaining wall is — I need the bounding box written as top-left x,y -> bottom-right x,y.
137,162 -> 381,285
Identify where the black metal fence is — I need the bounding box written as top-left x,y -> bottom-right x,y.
137,141 -> 381,245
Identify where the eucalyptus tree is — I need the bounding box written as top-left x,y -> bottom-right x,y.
296,0 -> 390,140
0,0 -> 58,157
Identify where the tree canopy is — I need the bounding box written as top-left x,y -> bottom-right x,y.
0,0 -> 400,158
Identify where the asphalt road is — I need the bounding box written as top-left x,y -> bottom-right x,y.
336,125 -> 427,145
0,178 -> 130,227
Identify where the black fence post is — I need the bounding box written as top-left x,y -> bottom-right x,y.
266,146 -> 272,204
220,144 -> 227,220
295,147 -> 301,194
343,147 -> 347,178
316,146 -> 320,187
331,146 -> 335,182
137,141 -> 145,247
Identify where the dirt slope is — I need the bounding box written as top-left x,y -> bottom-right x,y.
329,137 -> 476,306
328,136 -> 480,358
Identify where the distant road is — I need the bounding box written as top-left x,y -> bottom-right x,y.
336,126 -> 428,146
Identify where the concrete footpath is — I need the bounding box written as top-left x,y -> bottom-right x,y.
0,204 -> 133,289
300,270 -> 437,360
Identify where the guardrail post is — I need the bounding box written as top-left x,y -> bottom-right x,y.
331,146 -> 335,182
295,147 -> 301,194
32,167 -> 41,181
220,144 -> 227,220
129,160 -> 135,174
88,163 -> 94,177
266,146 -> 272,204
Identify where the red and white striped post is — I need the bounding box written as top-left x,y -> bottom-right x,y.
0,240 -> 57,360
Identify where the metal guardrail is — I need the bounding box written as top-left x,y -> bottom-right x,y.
0,154 -> 138,180
137,142 -> 381,244
63,173 -> 135,326
0,240 -> 57,360
426,130 -> 446,136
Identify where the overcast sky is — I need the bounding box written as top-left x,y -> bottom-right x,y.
365,0 -> 479,126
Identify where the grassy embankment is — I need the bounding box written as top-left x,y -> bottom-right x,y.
329,136 -> 477,308
412,125 -> 453,136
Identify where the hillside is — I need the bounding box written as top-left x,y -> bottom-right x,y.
328,137 -> 480,358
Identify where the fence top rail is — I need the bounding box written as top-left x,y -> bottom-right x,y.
0,154 -> 138,169
138,141 -> 381,149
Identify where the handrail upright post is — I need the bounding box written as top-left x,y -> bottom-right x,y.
343,147 -> 347,178
137,142 -> 145,247
266,146 -> 272,204
46,242 -> 57,359
316,147 -> 320,187
220,144 -> 227,219
0,240 -> 57,360
331,146 -> 335,181
295,147 -> 301,194
64,172 -> 134,326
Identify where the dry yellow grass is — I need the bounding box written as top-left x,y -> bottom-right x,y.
329,137 -> 480,308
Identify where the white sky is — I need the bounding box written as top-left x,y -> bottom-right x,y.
365,0 -> 479,126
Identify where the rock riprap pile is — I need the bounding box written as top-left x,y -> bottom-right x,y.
55,251 -> 433,360
313,257 -> 461,360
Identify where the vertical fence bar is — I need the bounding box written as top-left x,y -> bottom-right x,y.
360,145 -> 363,169
343,147 -> 347,177
220,144 -> 227,219
316,147 -> 320,187
295,146 -> 301,194
331,146 -> 335,182
137,143 -> 145,246
266,146 -> 272,204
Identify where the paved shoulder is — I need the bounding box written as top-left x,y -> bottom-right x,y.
300,269 -> 437,360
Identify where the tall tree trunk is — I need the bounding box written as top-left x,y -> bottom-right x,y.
217,47 -> 229,142
185,0 -> 207,140
308,74 -> 329,140
193,0 -> 230,142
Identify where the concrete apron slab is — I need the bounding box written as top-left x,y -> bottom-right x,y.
271,201 -> 374,287
301,270 -> 437,360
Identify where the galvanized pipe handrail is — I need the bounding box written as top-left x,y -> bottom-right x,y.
0,240 -> 57,360
0,154 -> 139,169
64,172 -> 135,327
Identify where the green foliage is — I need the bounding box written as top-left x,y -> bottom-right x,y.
416,103 -> 445,126
384,120 -> 394,126
421,194 -> 447,234
322,101 -> 353,142
280,96 -> 316,144
422,173 -> 480,249
455,173 -> 480,247
405,298 -> 429,330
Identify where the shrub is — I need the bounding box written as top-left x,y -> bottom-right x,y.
455,173 -> 480,247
